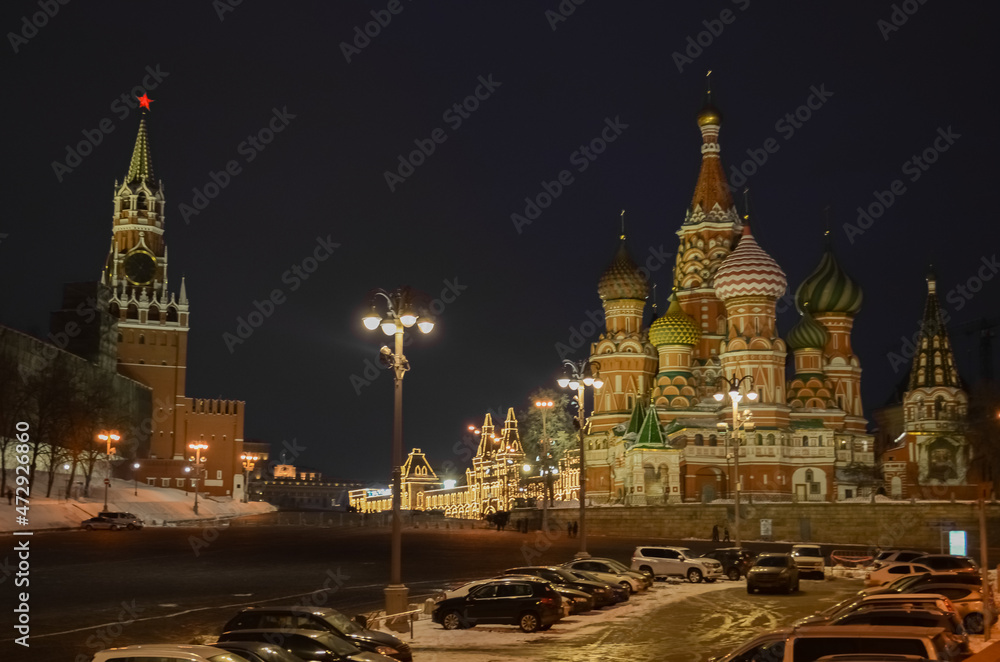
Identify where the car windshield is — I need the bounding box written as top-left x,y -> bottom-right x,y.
598,559 -> 629,572
207,655 -> 248,662
793,546 -> 821,556
319,610 -> 362,635
555,568 -> 583,582
755,556 -> 788,568
314,632 -> 362,655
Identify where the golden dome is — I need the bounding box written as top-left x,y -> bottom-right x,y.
649,295 -> 700,347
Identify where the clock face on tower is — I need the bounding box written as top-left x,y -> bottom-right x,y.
123,249 -> 156,285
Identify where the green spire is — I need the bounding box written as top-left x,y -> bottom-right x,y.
624,397 -> 646,436
634,405 -> 665,448
126,117 -> 156,188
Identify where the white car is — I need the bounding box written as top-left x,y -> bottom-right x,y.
92,644 -> 246,662
790,544 -> 825,579
630,546 -> 723,582
561,558 -> 649,593
865,561 -> 933,587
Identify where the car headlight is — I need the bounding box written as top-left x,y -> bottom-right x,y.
375,646 -> 399,655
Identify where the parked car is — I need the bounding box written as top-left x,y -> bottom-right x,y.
431,577 -> 562,632
98,511 -> 145,529
780,624 -> 959,661
217,629 -> 393,662
866,580 -> 994,633
701,547 -> 756,581
503,566 -> 615,607
561,558 -> 650,593
911,554 -> 979,574
790,544 -> 825,579
211,641 -> 308,662
862,572 -> 981,598
707,627 -> 791,662
795,593 -> 959,627
747,553 -> 799,594
630,546 -> 724,583
561,569 -> 631,603
826,606 -> 969,658
92,644 -> 249,662
222,606 -> 410,661
870,549 -> 927,569
864,562 -> 933,587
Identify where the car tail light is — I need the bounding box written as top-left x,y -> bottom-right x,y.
541,597 -> 556,606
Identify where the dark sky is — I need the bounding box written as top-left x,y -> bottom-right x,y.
2,1 -> 997,482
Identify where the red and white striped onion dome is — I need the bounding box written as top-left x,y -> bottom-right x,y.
713,224 -> 787,301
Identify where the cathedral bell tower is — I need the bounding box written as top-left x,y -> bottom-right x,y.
104,112 -> 190,461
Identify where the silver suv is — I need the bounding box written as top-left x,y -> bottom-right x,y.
790,544 -> 824,579
98,511 -> 144,529
630,546 -> 723,582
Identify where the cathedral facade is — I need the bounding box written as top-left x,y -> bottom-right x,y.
102,113 -> 247,497
582,89 -> 876,505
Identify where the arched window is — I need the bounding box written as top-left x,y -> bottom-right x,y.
802,436 -> 809,447
755,434 -> 763,446
694,434 -> 704,446
708,435 -> 717,447
138,334 -> 145,345
805,469 -> 814,482
766,434 -> 775,446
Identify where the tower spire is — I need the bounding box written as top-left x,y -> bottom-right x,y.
687,72 -> 736,225
909,266 -> 961,389
126,116 -> 156,190
620,209 -> 626,240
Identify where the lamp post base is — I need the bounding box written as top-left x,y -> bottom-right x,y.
384,585 -> 410,632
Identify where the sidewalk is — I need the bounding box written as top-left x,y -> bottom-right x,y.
0,476 -> 275,533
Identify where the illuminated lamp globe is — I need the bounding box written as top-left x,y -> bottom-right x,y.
713,392 -> 725,402
362,307 -> 381,330
557,378 -> 570,388
399,309 -> 417,327
380,319 -> 397,336
583,376 -> 594,387
747,391 -> 758,401
593,377 -> 604,389
568,380 -> 580,390
417,317 -> 434,334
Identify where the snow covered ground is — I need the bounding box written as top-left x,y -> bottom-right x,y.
377,580 -> 733,661
0,474 -> 275,532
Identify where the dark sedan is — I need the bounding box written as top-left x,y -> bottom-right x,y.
701,547 -> 756,580
504,566 -> 616,607
222,606 -> 409,661
217,629 -> 393,661
212,640 -> 309,662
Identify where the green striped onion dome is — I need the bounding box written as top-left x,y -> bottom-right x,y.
598,239 -> 649,301
795,246 -> 863,315
649,295 -> 701,346
786,310 -> 828,350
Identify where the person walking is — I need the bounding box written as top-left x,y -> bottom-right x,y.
6,488 -> 12,505
723,526 -> 730,542
711,524 -> 719,542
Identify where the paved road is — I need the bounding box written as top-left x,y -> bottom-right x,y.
1,524 -> 869,661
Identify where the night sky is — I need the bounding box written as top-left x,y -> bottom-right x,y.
2,1 -> 996,483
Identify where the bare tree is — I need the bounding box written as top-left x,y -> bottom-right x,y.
519,389 -> 575,506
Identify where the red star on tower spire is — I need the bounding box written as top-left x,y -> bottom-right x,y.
137,93 -> 153,111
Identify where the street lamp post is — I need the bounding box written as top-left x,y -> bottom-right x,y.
188,442 -> 208,515
557,359 -> 603,559
240,453 -> 259,503
97,431 -> 120,510
534,400 -> 553,530
132,462 -> 140,496
713,374 -> 757,550
361,287 -> 434,617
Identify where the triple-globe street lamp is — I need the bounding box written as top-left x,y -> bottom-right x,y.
713,374 -> 757,550
557,359 -> 603,558
188,442 -> 209,515
96,430 -> 120,510
240,453 -> 260,503
361,287 -> 434,617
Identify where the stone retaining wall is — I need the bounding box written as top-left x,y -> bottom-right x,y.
525,501 -> 1000,552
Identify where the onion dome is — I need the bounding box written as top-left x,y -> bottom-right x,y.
714,225 -> 787,301
649,295 -> 701,346
697,72 -> 723,127
598,237 -> 648,302
786,309 -> 829,350
795,238 -> 863,315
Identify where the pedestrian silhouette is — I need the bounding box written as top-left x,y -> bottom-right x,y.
723,526 -> 730,542
712,524 -> 719,541
6,488 -> 12,505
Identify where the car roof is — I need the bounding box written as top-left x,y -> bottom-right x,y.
238,605 -> 337,615
758,552 -> 792,557
793,625 -> 947,636
93,644 -> 239,659
220,628 -> 334,639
